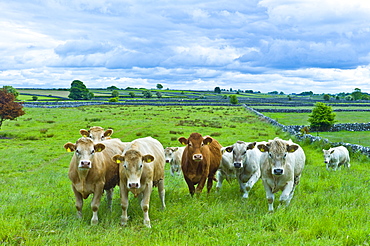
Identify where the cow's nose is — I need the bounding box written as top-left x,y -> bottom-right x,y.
273,168 -> 284,175
166,160 -> 170,163
193,154 -> 203,160
234,163 -> 241,168
79,161 -> 91,168
129,183 -> 140,188
324,161 -> 328,163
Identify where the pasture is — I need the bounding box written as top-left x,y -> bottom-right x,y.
0,105 -> 369,245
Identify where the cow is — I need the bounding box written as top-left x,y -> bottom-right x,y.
219,141 -> 262,198
112,137 -> 165,228
257,138 -> 305,212
80,126 -> 113,143
64,137 -> 125,225
164,146 -> 185,176
323,146 -> 350,171
216,147 -> 236,190
178,133 -> 222,196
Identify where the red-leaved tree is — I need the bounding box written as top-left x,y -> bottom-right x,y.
0,89 -> 25,129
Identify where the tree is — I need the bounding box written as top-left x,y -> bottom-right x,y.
107,85 -> 119,90
68,80 -> 94,100
0,89 -> 25,129
156,91 -> 162,98
229,95 -> 238,104
323,94 -> 330,101
352,88 -> 362,100
156,84 -> 163,90
214,87 -> 221,94
129,92 -> 136,98
142,90 -> 152,98
3,86 -> 19,98
308,102 -> 336,131
111,90 -> 119,98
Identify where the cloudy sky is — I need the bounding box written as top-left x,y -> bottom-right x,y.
1,0 -> 370,94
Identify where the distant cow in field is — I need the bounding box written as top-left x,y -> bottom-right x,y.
257,138 -> 305,212
112,137 -> 165,228
164,146 -> 185,176
178,133 -> 222,196
80,126 -> 113,143
323,146 -> 350,171
64,137 -> 125,224
218,141 -> 262,198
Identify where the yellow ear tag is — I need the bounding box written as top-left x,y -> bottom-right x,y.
116,159 -> 121,164
147,158 -> 152,162
83,135 -> 87,137
97,148 -> 102,152
260,148 -> 265,152
67,148 -> 72,152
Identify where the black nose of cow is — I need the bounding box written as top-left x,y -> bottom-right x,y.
129,183 -> 139,188
193,154 -> 203,161
166,160 -> 170,163
273,169 -> 284,175
234,163 -> 241,168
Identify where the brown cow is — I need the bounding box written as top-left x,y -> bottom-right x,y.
64,137 -> 125,225
80,126 -> 113,143
112,137 -> 165,228
178,133 -> 222,196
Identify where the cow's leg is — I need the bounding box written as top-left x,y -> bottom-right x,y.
196,175 -> 208,194
279,180 -> 294,209
333,161 -> 339,171
326,163 -> 330,171
157,179 -> 166,209
141,183 -> 153,228
344,158 -> 351,169
262,180 -> 274,212
90,186 -> 104,225
120,187 -> 129,226
243,170 -> 261,198
72,186 -> 83,219
184,176 -> 195,196
216,170 -> 224,191
170,165 -> 175,176
106,188 -> 114,212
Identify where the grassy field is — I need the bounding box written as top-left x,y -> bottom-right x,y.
0,105 -> 369,245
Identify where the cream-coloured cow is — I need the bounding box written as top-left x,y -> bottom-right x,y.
64,137 -> 125,224
80,126 -> 113,143
323,146 -> 350,171
220,141 -> 262,198
164,146 -> 185,176
257,138 -> 305,212
112,137 -> 165,228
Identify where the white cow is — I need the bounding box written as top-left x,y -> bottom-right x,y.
217,141 -> 262,199
112,137 -> 165,228
216,147 -> 236,190
257,138 -> 305,212
323,146 -> 350,171
164,147 -> 185,176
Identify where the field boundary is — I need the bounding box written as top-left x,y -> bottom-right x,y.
244,105 -> 370,156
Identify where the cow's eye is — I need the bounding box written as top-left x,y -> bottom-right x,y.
139,164 -> 143,169
242,151 -> 247,155
91,149 -> 95,154
76,150 -> 80,155
283,153 -> 287,159
123,164 -> 127,169
268,153 -> 272,158
89,135 -> 93,138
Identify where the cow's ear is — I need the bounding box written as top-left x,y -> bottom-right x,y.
64,142 -> 76,152
330,149 -> 335,154
104,129 -> 113,137
203,137 -> 213,145
178,137 -> 187,145
112,155 -> 124,164
225,146 -> 233,153
247,142 -> 257,150
322,149 -> 325,153
257,144 -> 269,152
287,144 -> 299,153
173,147 -> 179,152
143,154 -> 154,163
80,129 -> 89,137
94,143 -> 106,152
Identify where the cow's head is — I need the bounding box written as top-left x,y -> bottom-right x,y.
225,141 -> 256,168
64,137 -> 105,169
257,138 -> 298,175
80,126 -> 113,143
112,150 -> 154,189
179,133 -> 212,161
322,149 -> 335,164
164,147 -> 178,163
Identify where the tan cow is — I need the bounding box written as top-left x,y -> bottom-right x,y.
178,133 -> 222,196
80,126 -> 113,143
323,146 -> 350,171
257,138 -> 305,212
64,137 -> 125,224
112,137 -> 165,228
164,146 -> 185,176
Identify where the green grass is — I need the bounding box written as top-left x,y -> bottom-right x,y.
0,105 -> 369,245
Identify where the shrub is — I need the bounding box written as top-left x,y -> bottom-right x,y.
308,102 -> 336,131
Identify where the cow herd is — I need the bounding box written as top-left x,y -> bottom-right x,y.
64,126 -> 351,227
